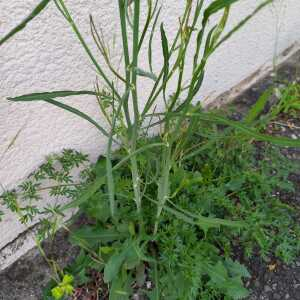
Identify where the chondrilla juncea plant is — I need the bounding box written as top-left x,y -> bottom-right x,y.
2,0 -> 300,299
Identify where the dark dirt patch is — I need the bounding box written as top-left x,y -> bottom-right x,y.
0,50 -> 300,300
229,50 -> 300,300
0,231 -> 79,300
72,270 -> 109,300
246,256 -> 300,300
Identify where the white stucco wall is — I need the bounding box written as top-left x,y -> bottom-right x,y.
1,0 -> 300,269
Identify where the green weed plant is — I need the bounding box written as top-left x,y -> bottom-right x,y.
1,0 -> 300,299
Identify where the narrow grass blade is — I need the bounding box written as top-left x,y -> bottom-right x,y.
0,0 -> 51,46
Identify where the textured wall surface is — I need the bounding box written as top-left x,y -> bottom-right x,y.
1,0 -> 300,269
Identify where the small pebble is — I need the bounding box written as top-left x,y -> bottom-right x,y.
264,273 -> 270,281
146,281 -> 152,289
285,294 -> 290,299
264,285 -> 272,293
274,294 -> 281,300
254,280 -> 260,288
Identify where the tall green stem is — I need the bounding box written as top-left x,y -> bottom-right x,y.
130,0 -> 142,216
131,0 -> 141,124
118,0 -> 132,128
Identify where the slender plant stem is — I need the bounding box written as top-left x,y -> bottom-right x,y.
118,0 -> 132,128
129,0 -> 143,217
56,0 -> 121,101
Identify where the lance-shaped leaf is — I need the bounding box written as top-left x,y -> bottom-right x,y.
244,87 -> 273,124
203,0 -> 239,26
136,67 -> 158,81
9,94 -> 111,138
70,226 -> 127,246
213,0 -> 274,51
160,24 -> 169,84
9,90 -> 97,101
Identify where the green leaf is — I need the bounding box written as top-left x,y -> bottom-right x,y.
189,112 -> 300,147
207,261 -> 228,284
9,96 -> 110,138
61,172 -> 106,211
0,0 -> 51,46
109,274 -> 131,300
160,24 -> 169,83
82,191 -> 111,222
148,262 -> 159,300
198,215 -> 243,235
62,143 -> 165,211
136,67 -> 158,81
290,103 -> 300,110
70,226 -> 125,246
253,228 -> 269,251
63,284 -> 74,296
226,277 -> 249,299
62,274 -> 74,285
213,0 -> 273,51
51,286 -> 64,300
136,263 -> 146,287
146,196 -> 244,233
8,90 -> 97,101
224,258 -> 251,278
207,261 -> 249,299
124,246 -> 141,270
203,0 -> 239,25
104,245 -> 129,283
244,87 -> 273,124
